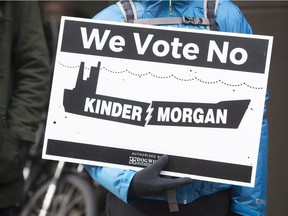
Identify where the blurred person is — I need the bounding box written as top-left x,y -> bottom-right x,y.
40,1 -> 88,64
0,2 -> 50,215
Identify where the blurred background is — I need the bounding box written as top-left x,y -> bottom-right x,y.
39,1 -> 288,216
236,2 -> 288,216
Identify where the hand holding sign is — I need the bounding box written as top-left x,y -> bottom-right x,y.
128,155 -> 192,198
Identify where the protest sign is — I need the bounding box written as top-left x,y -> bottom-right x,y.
43,16 -> 273,187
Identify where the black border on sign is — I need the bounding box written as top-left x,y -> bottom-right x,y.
47,139 -> 252,183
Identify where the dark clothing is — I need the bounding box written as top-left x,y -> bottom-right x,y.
0,1 -> 50,208
106,189 -> 234,216
0,206 -> 15,216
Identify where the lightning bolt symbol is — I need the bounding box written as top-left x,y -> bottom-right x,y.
145,103 -> 154,126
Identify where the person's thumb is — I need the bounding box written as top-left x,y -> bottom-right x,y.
140,155 -> 168,176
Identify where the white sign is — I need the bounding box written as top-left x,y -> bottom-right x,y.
43,16 -> 273,187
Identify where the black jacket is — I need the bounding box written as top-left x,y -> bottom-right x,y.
0,1 -> 50,207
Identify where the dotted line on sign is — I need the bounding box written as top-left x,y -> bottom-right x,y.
58,61 -> 90,70
220,81 -> 263,90
58,62 -> 263,90
102,67 -> 264,90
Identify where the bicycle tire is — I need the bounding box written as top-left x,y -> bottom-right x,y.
20,173 -> 98,216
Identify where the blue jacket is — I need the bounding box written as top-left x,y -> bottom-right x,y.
85,1 -> 268,215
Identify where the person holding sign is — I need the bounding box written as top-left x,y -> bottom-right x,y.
84,0 -> 268,215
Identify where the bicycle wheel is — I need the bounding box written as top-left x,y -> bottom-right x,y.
20,173 -> 98,216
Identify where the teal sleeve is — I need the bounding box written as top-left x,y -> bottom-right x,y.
216,1 -> 252,34
84,165 -> 136,203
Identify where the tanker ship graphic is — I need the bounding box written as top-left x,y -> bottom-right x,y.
63,61 -> 150,126
63,62 -> 250,128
